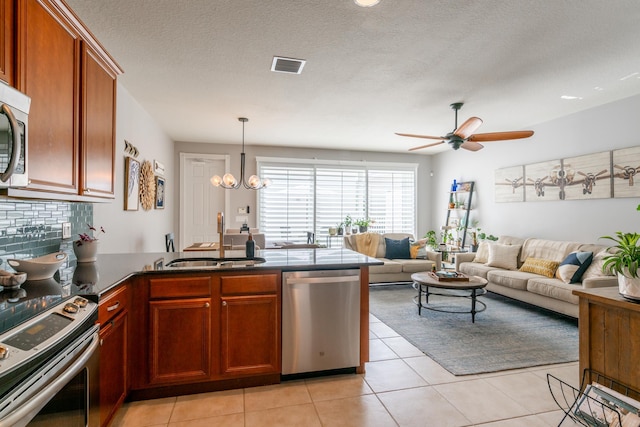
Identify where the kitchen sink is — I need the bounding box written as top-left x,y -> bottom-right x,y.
165,257 -> 266,269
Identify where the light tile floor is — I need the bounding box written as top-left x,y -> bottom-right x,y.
111,313 -> 583,427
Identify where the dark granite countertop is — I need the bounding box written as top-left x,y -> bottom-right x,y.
61,248 -> 382,296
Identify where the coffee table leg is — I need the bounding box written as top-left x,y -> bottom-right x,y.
417,283 -> 422,315
471,289 -> 477,323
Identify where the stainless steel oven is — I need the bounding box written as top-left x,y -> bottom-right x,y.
0,83 -> 30,188
0,289 -> 99,427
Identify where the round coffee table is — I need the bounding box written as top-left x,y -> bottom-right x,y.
411,272 -> 488,323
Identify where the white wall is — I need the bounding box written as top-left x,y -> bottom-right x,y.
173,142 -> 434,242
431,94 -> 640,244
93,84 -> 175,253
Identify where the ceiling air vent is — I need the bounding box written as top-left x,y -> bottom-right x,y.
271,56 -> 306,74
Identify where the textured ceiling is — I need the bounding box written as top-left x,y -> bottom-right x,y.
66,0 -> 640,154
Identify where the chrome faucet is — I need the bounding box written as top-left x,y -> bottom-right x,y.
217,211 -> 225,258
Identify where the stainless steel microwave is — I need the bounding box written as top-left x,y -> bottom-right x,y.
0,83 -> 30,188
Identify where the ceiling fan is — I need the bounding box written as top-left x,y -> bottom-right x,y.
396,102 -> 534,152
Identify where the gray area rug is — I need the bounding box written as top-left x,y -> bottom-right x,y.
369,284 -> 578,375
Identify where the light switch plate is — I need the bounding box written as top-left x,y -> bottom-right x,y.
62,222 -> 72,239
237,207 -> 247,214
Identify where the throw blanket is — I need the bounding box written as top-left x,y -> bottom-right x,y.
353,233 -> 380,257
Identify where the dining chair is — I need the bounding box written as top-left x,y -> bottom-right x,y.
165,233 -> 175,252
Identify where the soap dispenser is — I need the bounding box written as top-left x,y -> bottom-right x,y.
245,233 -> 255,258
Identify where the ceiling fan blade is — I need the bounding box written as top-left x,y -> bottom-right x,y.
453,117 -> 483,139
460,141 -> 484,152
468,130 -> 534,142
395,132 -> 447,140
408,141 -> 445,151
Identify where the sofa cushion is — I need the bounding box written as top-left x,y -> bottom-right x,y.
582,250 -> 614,280
556,251 -> 593,283
487,243 -> 521,270
526,277 -> 580,304
369,259 -> 403,275
487,269 -> 540,291
521,239 -> 582,263
398,259 -> 434,273
385,237 -> 411,259
519,257 -> 559,278
473,241 -> 490,263
458,262 -> 495,279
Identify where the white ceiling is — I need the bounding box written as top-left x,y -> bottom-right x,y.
66,0 -> 640,154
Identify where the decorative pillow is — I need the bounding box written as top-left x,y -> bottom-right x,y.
487,243 -> 521,270
519,257 -> 560,278
555,251 -> 593,283
473,241 -> 490,263
385,237 -> 411,259
409,241 -> 423,259
579,251 -> 611,280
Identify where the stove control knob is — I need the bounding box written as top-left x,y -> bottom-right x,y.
0,345 -> 8,360
63,303 -> 79,314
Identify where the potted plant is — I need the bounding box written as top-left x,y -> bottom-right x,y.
601,231 -> 640,299
423,230 -> 438,251
355,217 -> 373,233
74,224 -> 105,263
469,231 -> 479,252
336,222 -> 344,235
344,215 -> 353,235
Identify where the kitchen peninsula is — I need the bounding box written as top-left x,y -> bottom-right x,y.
64,248 -> 381,420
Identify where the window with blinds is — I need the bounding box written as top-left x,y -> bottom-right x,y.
257,160 -> 416,244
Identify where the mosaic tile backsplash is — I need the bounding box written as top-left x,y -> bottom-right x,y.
0,200 -> 93,273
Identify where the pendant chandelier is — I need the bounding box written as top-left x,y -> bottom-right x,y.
210,117 -> 270,190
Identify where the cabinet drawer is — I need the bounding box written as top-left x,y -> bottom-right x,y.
149,276 -> 212,299
221,273 -> 279,295
99,285 -> 129,324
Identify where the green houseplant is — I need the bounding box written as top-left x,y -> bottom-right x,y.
355,217 -> 373,233
601,231 -> 640,298
423,230 -> 438,250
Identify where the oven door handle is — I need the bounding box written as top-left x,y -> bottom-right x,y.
0,330 -> 100,427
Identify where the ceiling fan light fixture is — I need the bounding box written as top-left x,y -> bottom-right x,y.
354,0 -> 380,7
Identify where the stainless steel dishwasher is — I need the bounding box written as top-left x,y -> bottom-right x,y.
282,269 -> 361,376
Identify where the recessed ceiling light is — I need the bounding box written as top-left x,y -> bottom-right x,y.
560,95 -> 583,100
354,0 -> 380,7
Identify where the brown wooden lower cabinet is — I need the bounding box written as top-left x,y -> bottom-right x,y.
573,287 -> 640,396
149,298 -> 212,384
220,295 -> 279,376
98,284 -> 129,427
99,310 -> 127,427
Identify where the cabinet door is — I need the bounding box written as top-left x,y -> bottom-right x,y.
149,298 -> 212,385
18,0 -> 80,194
0,0 -> 13,84
81,42 -> 116,198
99,310 -> 127,427
220,294 -> 279,376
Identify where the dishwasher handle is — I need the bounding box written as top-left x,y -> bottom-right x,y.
285,275 -> 359,285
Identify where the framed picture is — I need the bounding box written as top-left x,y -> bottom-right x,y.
613,146 -> 640,198
494,165 -> 524,203
155,176 -> 165,209
124,157 -> 140,211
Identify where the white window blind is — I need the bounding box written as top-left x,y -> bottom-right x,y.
257,165 -> 314,244
258,159 -> 416,244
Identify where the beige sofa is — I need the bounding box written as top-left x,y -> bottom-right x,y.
344,232 -> 441,284
455,236 -> 618,318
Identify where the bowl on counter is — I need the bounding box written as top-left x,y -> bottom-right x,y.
7,252 -> 68,281
0,270 -> 27,289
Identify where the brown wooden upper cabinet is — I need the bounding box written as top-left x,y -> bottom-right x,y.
15,0 -> 122,200
0,0 -> 14,85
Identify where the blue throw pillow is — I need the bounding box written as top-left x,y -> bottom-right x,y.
384,237 -> 411,259
556,251 -> 593,284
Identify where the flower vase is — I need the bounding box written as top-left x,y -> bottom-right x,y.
74,240 -> 99,263
618,271 -> 640,300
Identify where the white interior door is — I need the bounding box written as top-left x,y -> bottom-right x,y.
180,153 -> 228,249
